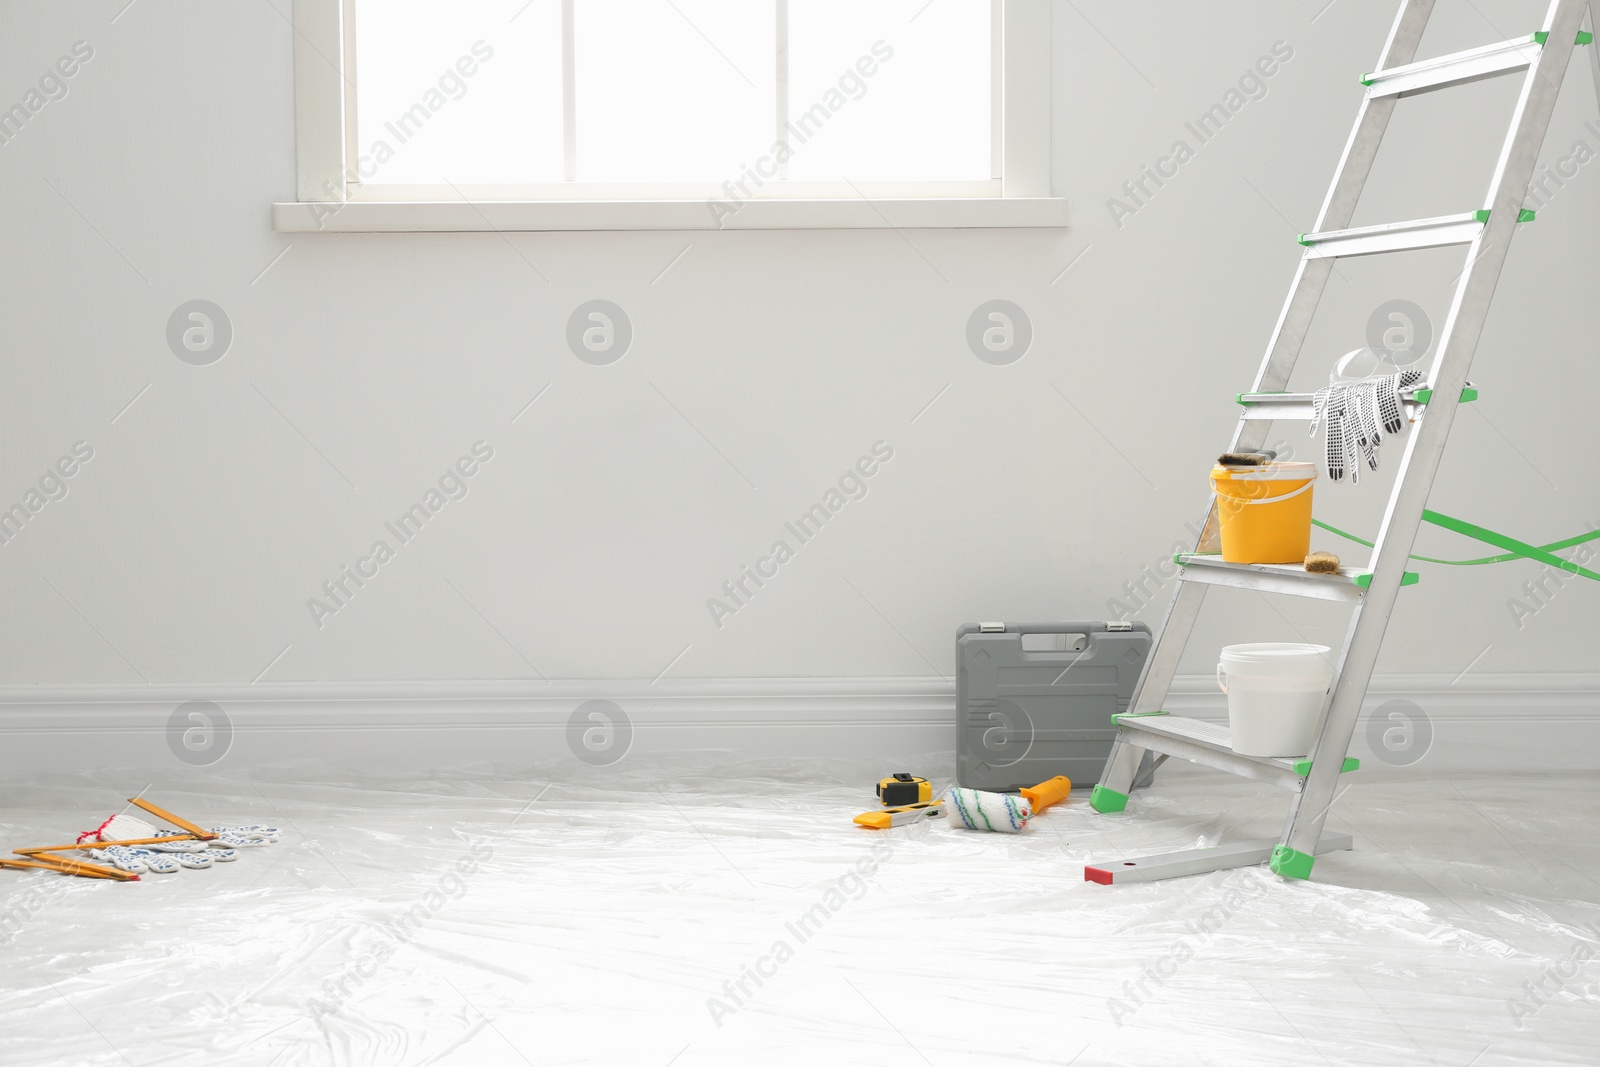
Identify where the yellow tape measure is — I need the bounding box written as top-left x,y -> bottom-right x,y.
875,773 -> 931,807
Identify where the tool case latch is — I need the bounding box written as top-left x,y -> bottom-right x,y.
1105,621 -> 1134,631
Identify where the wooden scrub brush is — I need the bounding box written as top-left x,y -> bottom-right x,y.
1304,551 -> 1341,574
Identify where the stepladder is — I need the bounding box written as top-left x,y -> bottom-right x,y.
1083,0 -> 1599,886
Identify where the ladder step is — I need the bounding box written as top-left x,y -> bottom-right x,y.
1174,553 -> 1419,602
1299,211 -> 1484,258
1235,385 -> 1478,420
1237,385 -> 1418,421
1085,832 -> 1355,885
1111,713 -> 1304,788
1362,34 -> 1544,98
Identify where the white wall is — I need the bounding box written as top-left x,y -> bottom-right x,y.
0,1 -> 1595,767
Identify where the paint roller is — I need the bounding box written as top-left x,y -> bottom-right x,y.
942,775 -> 1072,833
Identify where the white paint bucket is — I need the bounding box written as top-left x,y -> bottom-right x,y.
1217,643 -> 1335,757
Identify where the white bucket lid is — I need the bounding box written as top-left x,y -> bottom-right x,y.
1212,461 -> 1317,481
1221,642 -> 1332,660
1220,642 -> 1334,674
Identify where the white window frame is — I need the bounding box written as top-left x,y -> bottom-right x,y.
274,0 -> 1061,232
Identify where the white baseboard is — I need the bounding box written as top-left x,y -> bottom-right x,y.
0,674 -> 1594,774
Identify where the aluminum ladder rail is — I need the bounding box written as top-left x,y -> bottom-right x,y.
1084,0 -> 1594,885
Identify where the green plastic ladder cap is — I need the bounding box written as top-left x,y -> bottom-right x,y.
1518,208 -> 1536,222
1297,234 -> 1314,247
1360,73 -> 1376,86
1291,756 -> 1361,776
1533,31 -> 1549,45
1474,209 -> 1492,223
1413,386 -> 1477,405
1090,784 -> 1129,814
1270,845 -> 1315,880
1579,30 -> 1594,45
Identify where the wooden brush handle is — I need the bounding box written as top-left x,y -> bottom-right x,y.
127,798 -> 216,840
16,834 -> 200,855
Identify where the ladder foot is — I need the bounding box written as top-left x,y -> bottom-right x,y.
1269,845 -> 1316,881
1090,784 -> 1129,814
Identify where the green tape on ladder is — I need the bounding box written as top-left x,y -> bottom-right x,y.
1421,510 -> 1600,582
1312,515 -> 1600,579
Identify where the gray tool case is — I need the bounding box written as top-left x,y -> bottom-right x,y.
956,621 -> 1153,792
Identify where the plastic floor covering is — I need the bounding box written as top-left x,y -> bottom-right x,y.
1,757 -> 1597,1066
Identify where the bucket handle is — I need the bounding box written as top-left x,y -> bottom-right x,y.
1210,478 -> 1313,506
1216,663 -> 1227,695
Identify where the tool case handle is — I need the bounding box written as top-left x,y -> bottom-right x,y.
956,621 -> 1152,637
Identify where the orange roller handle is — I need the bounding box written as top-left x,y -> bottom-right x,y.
1019,775 -> 1072,814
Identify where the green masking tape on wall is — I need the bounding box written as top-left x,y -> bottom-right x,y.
1310,513 -> 1600,581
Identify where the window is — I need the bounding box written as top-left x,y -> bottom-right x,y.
277,0 -> 1059,231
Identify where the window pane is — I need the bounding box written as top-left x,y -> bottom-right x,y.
574,0 -> 775,182
787,0 -> 990,182
354,0 -> 564,185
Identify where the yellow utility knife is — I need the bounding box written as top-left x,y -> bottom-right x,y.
853,799 -> 946,830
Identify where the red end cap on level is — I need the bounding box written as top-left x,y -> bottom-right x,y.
1084,866 -> 1113,885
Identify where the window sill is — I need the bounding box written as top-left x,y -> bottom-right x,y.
270,196 -> 1069,233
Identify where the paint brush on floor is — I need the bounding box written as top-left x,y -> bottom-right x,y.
1,856 -> 138,881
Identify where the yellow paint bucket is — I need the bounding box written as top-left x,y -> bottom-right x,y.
1210,462 -> 1317,564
